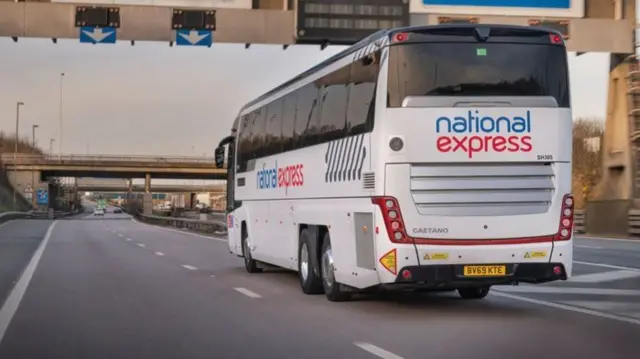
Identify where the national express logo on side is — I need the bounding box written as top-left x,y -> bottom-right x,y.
435,110 -> 533,158
256,161 -> 304,190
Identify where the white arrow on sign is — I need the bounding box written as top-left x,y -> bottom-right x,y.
178,30 -> 210,45
83,28 -> 114,43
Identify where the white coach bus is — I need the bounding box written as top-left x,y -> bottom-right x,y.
214,24 -> 573,302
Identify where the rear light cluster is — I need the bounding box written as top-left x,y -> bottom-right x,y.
372,196 -> 408,243
555,194 -> 574,241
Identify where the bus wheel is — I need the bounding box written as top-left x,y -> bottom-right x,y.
242,234 -> 261,274
320,233 -> 350,302
298,229 -> 323,295
458,286 -> 490,299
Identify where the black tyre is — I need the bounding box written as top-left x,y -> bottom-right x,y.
298,229 -> 323,294
320,233 -> 350,302
242,230 -> 262,274
458,286 -> 490,299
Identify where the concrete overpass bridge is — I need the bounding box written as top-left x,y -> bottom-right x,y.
1,154 -> 227,181
77,183 -> 225,193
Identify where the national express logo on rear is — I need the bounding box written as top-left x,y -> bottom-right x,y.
435,110 -> 533,158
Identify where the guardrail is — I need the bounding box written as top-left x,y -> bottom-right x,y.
0,153 -> 221,165
629,210 -> 640,237
574,209 -> 585,234
135,212 -> 227,235
0,211 -> 33,224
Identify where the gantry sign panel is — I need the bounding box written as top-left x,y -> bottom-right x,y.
295,0 -> 410,45
407,0 -> 633,53
411,0 -> 584,18
0,0 -> 633,53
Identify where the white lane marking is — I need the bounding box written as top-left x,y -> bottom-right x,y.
182,265 -> 198,270
125,238 -> 132,242
234,287 -> 262,298
131,217 -> 227,243
111,230 -> 116,233
209,275 -> 216,278
491,291 -> 640,326
0,221 -> 58,343
155,252 -> 165,256
570,270 -> 640,283
137,243 -> 146,248
576,245 -> 603,249
575,261 -> 640,272
494,286 -> 640,296
575,235 -> 640,244
118,234 -> 124,237
354,342 -> 404,359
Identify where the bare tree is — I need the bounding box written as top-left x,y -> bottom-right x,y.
572,118 -> 604,208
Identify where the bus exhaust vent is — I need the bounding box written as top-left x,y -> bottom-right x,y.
362,172 -> 375,190
410,163 -> 554,216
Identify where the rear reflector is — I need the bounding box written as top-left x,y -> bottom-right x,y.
379,248 -> 397,275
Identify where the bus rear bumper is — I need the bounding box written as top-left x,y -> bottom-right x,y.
390,262 -> 567,287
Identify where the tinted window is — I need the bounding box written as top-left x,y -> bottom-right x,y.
281,93 -> 297,152
318,65 -> 350,142
295,84 -> 321,148
347,51 -> 379,136
387,43 -> 570,107
265,100 -> 283,156
248,108 -> 266,160
236,115 -> 252,172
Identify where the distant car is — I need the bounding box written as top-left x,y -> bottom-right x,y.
114,208 -> 122,213
94,208 -> 105,216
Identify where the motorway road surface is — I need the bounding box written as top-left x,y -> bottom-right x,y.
0,206 -> 639,358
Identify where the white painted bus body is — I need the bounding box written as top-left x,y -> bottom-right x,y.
224,26 -> 573,293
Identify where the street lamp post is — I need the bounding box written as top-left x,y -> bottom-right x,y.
31,124 -> 39,207
49,138 -> 55,159
13,101 -> 24,210
59,72 -> 65,160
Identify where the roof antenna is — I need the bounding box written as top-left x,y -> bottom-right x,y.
474,27 -> 490,42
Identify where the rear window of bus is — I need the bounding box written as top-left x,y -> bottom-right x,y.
387,42 -> 570,108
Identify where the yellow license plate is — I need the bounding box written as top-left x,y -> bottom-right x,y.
463,265 -> 507,277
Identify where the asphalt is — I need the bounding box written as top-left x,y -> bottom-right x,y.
0,206 -> 639,359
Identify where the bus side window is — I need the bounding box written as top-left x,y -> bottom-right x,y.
281,93 -> 297,152
236,115 -> 252,173
265,99 -> 284,157
318,64 -> 349,143
248,108 -> 266,164
347,49 -> 379,136
295,84 -> 321,149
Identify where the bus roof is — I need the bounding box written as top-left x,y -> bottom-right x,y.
239,24 -> 564,114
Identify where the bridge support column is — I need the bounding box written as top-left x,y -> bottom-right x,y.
588,53 -> 636,235
143,173 -> 152,215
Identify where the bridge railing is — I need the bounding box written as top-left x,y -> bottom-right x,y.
1,153 -> 220,165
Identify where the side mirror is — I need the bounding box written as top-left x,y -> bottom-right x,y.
214,146 -> 225,169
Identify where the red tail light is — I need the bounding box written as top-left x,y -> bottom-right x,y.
549,33 -> 563,44
392,32 -> 408,43
371,196 -> 410,243
554,194 -> 574,241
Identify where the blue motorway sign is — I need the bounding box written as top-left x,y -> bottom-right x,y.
422,0 -> 569,8
176,29 -> 213,47
36,189 -> 48,205
80,26 -> 117,44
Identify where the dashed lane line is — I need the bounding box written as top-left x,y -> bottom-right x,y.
182,265 -> 198,270
155,252 -> 165,256
137,243 -> 146,248
354,342 -> 404,359
234,287 -> 262,298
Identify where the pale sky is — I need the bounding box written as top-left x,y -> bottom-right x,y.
0,37 -> 609,157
